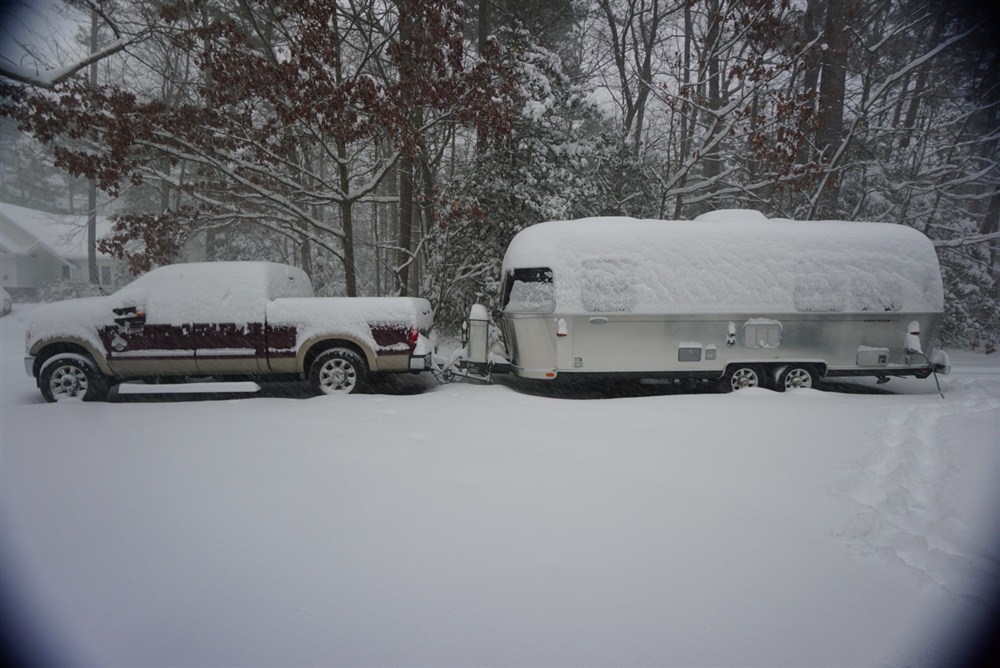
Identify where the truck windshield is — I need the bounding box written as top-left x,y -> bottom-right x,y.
502,267 -> 555,313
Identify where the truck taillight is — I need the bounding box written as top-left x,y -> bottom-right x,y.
408,326 -> 419,347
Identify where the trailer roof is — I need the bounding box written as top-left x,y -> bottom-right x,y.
502,210 -> 944,314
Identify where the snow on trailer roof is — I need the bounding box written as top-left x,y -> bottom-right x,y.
502,210 -> 945,314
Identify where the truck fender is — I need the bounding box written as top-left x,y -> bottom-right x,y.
297,335 -> 378,373
30,338 -> 113,377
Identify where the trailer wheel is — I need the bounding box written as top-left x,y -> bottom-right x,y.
309,348 -> 367,395
723,365 -> 763,391
776,365 -> 816,391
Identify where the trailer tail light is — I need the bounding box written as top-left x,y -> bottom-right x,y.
556,318 -> 568,337
408,326 -> 420,347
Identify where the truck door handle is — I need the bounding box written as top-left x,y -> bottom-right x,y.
589,317 -> 609,325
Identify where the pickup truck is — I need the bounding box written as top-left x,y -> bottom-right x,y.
24,262 -> 434,401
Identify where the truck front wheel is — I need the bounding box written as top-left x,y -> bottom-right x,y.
309,348 -> 368,395
39,354 -> 110,403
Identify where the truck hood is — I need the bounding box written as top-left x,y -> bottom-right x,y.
25,295 -> 115,354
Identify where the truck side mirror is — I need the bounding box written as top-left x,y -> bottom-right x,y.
113,305 -> 146,327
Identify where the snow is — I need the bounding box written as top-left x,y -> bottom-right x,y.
502,212 -> 945,314
113,261 -> 313,324
267,297 -> 432,353
24,262 -> 431,355
2,304 -> 998,666
468,303 -> 490,321
0,201 -> 116,259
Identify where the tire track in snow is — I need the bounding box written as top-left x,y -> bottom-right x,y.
837,381 -> 1000,606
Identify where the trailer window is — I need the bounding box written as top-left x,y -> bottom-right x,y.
743,320 -> 782,348
581,258 -> 638,312
503,268 -> 555,313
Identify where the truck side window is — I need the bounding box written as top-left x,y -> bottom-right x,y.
502,268 -> 555,313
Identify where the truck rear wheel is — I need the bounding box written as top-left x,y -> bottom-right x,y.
309,348 -> 368,395
39,354 -> 110,403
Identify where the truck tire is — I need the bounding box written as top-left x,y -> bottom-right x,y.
776,365 -> 816,391
309,348 -> 368,395
39,354 -> 110,403
723,365 -> 764,392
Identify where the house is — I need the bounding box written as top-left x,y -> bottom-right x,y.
0,201 -> 126,300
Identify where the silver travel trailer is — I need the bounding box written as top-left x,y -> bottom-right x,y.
491,210 -> 950,390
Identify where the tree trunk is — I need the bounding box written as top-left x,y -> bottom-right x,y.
394,1 -> 420,296
815,0 -> 849,217
702,0 -> 721,182
631,0 -> 661,160
87,8 -> 99,285
477,0 -> 489,54
397,157 -> 414,296
898,10 -> 946,150
796,0 -> 824,165
672,1 -> 693,219
331,8 -> 357,296
337,147 -> 357,296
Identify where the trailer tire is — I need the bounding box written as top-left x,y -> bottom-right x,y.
775,365 -> 816,391
309,348 -> 368,395
723,365 -> 764,392
39,354 -> 110,403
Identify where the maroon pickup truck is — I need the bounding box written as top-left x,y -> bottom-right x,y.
25,262 -> 434,401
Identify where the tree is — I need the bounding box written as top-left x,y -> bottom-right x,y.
1,0 -> 519,297
426,32 -> 599,326
0,0 -> 145,89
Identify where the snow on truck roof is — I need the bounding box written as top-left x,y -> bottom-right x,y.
123,261 -> 312,297
502,210 -> 944,314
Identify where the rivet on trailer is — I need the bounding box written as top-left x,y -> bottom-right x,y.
456,209 -> 950,394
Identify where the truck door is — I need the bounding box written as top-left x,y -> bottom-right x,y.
188,282 -> 268,375
101,299 -> 200,377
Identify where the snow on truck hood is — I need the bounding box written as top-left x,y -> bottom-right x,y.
502,211 -> 945,314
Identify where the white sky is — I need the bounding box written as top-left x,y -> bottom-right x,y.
0,0 -> 88,76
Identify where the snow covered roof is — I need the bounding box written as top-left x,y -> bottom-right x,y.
0,201 -> 115,260
502,210 -> 944,314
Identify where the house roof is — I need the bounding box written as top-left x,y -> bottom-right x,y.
0,201 -> 116,261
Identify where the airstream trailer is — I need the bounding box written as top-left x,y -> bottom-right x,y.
494,210 -> 949,390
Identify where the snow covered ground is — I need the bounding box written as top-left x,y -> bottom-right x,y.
1,303 -> 997,666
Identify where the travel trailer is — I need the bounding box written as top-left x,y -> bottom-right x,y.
478,210 -> 949,391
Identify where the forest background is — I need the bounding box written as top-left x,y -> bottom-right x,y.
1,0 -> 998,347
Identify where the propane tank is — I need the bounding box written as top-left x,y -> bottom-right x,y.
467,304 -> 490,365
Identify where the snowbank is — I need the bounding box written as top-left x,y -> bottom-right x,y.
1,306 -> 997,666
503,211 -> 945,314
